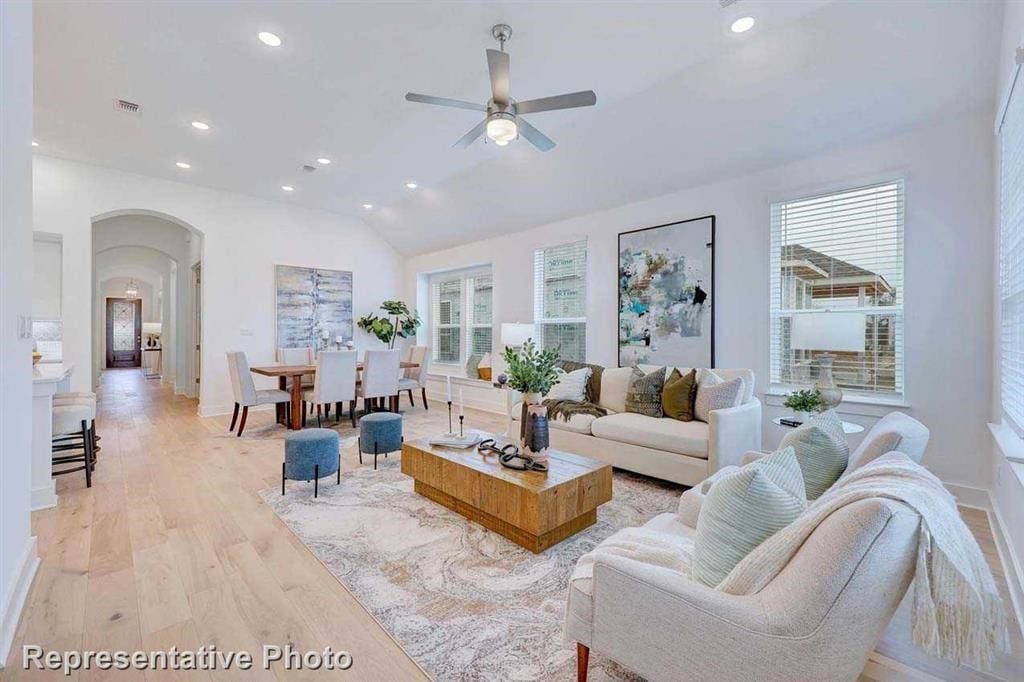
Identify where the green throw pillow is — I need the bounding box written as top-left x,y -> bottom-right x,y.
779,409 -> 849,500
662,368 -> 698,421
692,447 -> 807,587
624,367 -> 665,418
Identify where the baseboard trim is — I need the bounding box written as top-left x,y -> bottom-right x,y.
943,482 -> 991,510
0,536 -> 39,669
988,493 -> 1024,644
863,652 -> 941,681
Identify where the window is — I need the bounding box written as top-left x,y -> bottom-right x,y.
534,241 -> 587,361
429,266 -> 493,372
770,181 -> 904,399
1000,71 -> 1024,436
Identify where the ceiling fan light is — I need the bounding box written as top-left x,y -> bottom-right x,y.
486,115 -> 517,143
494,139 -> 510,147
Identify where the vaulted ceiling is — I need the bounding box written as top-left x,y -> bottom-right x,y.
34,1 -> 1001,255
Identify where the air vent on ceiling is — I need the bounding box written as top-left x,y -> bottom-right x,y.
114,99 -> 141,115
719,0 -> 739,7
302,164 -> 316,173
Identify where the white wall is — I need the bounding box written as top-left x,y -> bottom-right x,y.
31,235 -> 61,319
32,156 -> 405,416
0,0 -> 38,668
406,111 -> 996,491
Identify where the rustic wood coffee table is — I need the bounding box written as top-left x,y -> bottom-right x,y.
401,437 -> 613,553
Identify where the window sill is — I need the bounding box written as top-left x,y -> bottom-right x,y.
989,422 -> 1024,491
763,389 -> 910,416
426,371 -> 494,389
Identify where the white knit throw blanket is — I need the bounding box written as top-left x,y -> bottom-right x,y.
717,452 -> 1008,670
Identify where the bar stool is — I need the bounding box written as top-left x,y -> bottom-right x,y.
52,403 -> 97,487
53,391 -> 100,456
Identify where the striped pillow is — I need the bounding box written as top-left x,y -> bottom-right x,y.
779,409 -> 849,499
692,447 -> 807,587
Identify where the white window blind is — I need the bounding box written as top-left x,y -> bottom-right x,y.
769,181 -> 904,398
1000,72 -> 1024,436
428,266 -> 493,371
534,241 -> 587,361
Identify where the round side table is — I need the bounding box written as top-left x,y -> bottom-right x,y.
771,416 -> 864,434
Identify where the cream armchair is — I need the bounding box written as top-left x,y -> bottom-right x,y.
567,411 -> 931,681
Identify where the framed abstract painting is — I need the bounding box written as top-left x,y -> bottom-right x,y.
618,215 -> 715,368
275,264 -> 354,352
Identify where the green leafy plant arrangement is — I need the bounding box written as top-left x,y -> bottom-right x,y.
783,389 -> 827,414
356,300 -> 421,349
501,339 -> 560,396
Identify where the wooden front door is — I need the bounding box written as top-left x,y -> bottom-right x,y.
106,298 -> 142,368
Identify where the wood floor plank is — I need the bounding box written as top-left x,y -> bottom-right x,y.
133,543 -> 193,637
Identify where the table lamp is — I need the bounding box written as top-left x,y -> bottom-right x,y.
790,311 -> 865,407
500,323 -> 534,349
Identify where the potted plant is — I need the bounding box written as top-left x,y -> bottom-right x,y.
356,300 -> 421,349
501,339 -> 559,462
783,389 -> 827,423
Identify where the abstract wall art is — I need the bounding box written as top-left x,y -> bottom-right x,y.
618,216 -> 715,368
275,265 -> 353,352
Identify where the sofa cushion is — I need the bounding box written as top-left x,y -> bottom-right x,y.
598,366 -> 635,414
560,360 -> 604,404
625,366 -> 666,418
510,402 -> 600,435
691,448 -> 807,587
780,409 -> 849,499
590,412 -> 709,458
643,511 -> 698,539
546,367 -> 591,402
694,372 -> 744,422
662,368 -> 698,421
641,366 -> 756,404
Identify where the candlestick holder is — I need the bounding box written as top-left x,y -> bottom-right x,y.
459,415 -> 465,438
447,401 -> 454,436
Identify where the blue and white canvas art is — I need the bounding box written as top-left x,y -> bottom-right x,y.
618,216 -> 714,368
275,265 -> 353,352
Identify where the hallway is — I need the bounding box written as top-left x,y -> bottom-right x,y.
7,369 -> 449,681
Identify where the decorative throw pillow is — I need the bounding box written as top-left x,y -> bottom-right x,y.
694,371 -> 744,422
845,431 -> 903,474
546,367 -> 591,402
779,409 -> 849,499
624,367 -> 666,417
559,360 -> 604,404
691,447 -> 807,587
662,368 -> 698,421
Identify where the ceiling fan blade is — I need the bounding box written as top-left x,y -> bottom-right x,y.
516,117 -> 555,152
514,90 -> 596,115
453,119 -> 487,149
486,49 -> 510,104
405,93 -> 486,112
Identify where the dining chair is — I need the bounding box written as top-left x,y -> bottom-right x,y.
357,349 -> 401,414
398,346 -> 430,409
226,351 -> 291,436
302,350 -> 358,428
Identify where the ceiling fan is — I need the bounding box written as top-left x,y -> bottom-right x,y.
405,24 -> 596,152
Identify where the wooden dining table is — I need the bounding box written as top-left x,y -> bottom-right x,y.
250,361 -> 420,430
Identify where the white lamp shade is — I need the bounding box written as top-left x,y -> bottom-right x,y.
790,312 -> 865,352
142,322 -> 162,336
501,323 -> 534,347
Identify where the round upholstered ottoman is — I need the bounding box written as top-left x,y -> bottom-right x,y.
358,412 -> 403,470
283,428 -> 340,497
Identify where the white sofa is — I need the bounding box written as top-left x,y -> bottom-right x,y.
509,366 -> 762,486
565,412 -> 931,682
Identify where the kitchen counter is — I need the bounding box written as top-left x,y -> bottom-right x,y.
32,362 -> 73,510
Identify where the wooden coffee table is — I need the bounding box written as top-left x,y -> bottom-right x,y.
401,437 -> 613,553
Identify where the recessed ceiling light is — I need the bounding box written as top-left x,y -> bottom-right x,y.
258,31 -> 282,47
175,161 -> 191,169
731,16 -> 756,33
405,182 -> 418,189
191,120 -> 210,131
362,203 -> 373,210
31,140 -> 39,147
316,157 -> 331,165
281,185 -> 294,192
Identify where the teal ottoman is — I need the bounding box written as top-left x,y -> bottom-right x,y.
358,412 -> 403,470
283,428 -> 340,497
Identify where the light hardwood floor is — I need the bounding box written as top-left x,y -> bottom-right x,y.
5,369 -> 1022,681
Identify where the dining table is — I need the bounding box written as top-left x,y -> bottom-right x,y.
250,361 -> 420,430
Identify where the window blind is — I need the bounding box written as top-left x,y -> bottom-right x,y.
769,181 -> 904,398
431,276 -> 462,364
1000,72 -> 1024,436
534,241 -> 587,361
428,265 -> 492,369
468,274 -> 493,358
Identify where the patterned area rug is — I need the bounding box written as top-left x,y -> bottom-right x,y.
261,449 -> 683,681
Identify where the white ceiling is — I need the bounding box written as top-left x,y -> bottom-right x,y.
34,1 -> 1001,255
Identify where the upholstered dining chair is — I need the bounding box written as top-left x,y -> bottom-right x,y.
226,351 -> 291,436
398,345 -> 429,409
302,350 -> 358,428
356,349 -> 400,414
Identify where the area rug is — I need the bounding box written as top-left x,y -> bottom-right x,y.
260,449 -> 683,681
